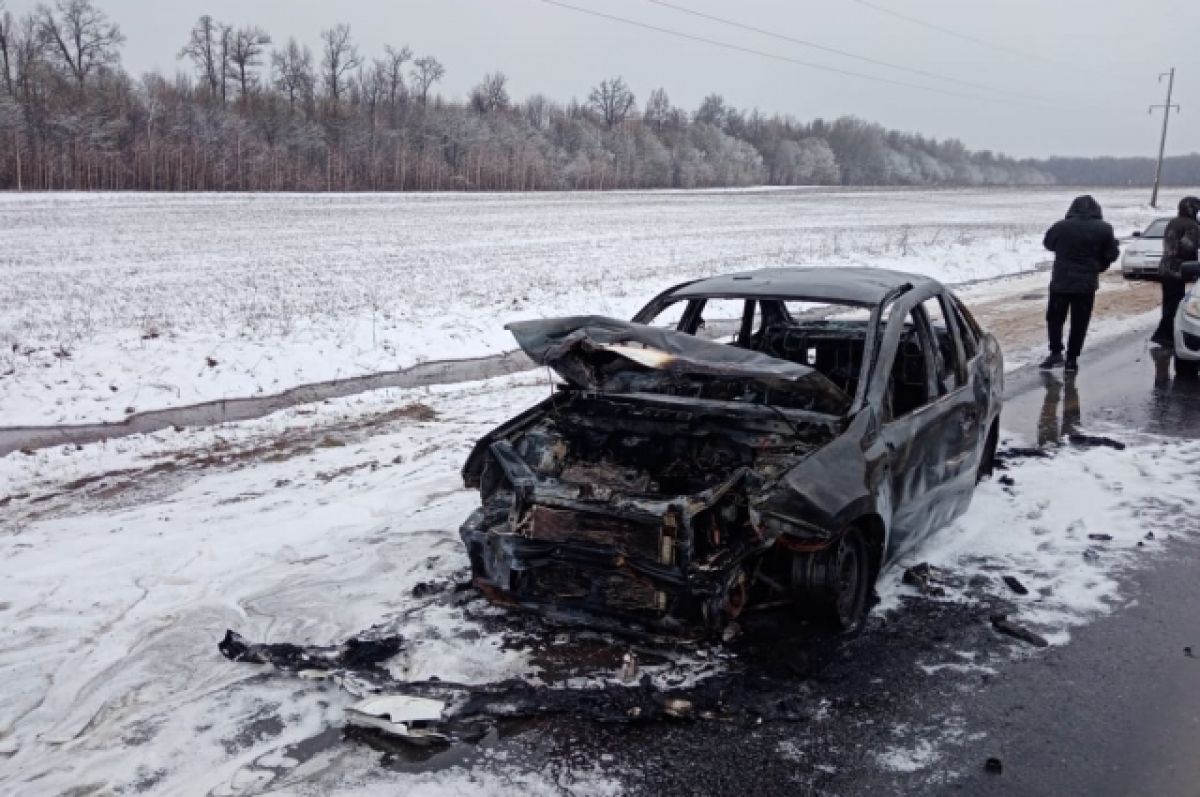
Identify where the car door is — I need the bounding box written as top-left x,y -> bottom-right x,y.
922,294 -> 983,494
878,304 -> 971,556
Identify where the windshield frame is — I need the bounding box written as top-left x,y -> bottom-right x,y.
631,292 -> 891,414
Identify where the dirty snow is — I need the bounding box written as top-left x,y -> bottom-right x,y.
0,188 -> 1164,426
0,374 -> 554,793
879,426 -> 1200,645
3,362 -> 1200,793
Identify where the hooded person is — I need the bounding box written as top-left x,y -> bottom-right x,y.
1039,195 -> 1120,373
1150,195 -> 1200,348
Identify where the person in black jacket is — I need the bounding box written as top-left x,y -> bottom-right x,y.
1150,196 -> 1200,348
1040,195 -> 1120,373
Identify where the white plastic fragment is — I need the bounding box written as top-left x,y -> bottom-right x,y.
345,695 -> 448,742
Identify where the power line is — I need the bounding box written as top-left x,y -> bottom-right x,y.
535,0 -> 1051,107
849,0 -> 1066,67
642,0 -> 1046,103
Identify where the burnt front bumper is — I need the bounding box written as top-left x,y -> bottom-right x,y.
459,474 -> 766,638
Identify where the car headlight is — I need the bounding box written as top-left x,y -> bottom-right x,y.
1185,297 -> 1200,319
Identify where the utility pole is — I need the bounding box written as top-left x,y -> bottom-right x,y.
1149,67 -> 1179,209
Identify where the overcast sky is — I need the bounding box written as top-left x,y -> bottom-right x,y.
8,0 -> 1197,158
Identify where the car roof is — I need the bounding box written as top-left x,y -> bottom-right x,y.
668,266 -> 940,307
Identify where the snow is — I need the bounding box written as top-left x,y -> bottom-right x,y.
878,427 -> 1200,645
0,374 -> 553,794
3,186 -> 1197,793
0,187 -> 1164,426
3,361 -> 1200,793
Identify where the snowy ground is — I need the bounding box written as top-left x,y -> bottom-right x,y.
0,188 -> 1167,426
3,364 -> 1199,795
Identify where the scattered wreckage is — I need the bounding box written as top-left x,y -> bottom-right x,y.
218,629 -> 811,745
460,267 -> 1004,637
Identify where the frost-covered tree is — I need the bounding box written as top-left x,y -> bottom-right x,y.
469,71 -> 508,114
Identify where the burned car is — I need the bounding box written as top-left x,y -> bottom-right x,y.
460,267 -> 1003,637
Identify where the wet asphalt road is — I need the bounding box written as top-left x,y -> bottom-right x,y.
380,329 -> 1200,797
937,333 -> 1200,797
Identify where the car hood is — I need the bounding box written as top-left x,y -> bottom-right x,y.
506,315 -> 851,415
1126,239 -> 1163,254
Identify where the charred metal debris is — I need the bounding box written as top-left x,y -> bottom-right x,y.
218,629 -> 812,746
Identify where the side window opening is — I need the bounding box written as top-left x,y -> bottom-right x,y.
920,296 -> 965,391
950,296 -> 980,360
886,309 -> 937,420
694,299 -> 760,345
644,299 -> 689,331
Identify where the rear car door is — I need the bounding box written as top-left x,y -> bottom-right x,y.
878,304 -> 972,554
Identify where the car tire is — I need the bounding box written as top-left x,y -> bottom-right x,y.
977,420 -> 1000,483
1176,357 -> 1199,379
792,527 -> 872,634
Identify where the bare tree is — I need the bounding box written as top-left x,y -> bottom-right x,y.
319,24 -> 359,105
358,60 -> 386,128
228,25 -> 271,104
469,71 -> 508,114
0,2 -> 15,95
410,55 -> 444,105
271,38 -> 313,112
36,0 -> 124,92
381,44 -> 411,106
588,76 -> 635,129
178,15 -> 223,98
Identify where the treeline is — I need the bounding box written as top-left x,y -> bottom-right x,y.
1035,154 -> 1200,188
0,0 -> 1081,192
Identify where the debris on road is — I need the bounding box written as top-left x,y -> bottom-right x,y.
903,563 -> 950,597
346,696 -> 450,745
1087,533 -> 1114,542
218,630 -> 404,674
1002,576 -> 1029,596
1068,434 -> 1127,451
990,616 -> 1049,648
985,756 -> 1003,774
218,627 -> 814,747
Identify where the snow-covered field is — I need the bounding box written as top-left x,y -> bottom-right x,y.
3,367 -> 1199,795
1,186 -> 1194,794
0,188 -> 1163,426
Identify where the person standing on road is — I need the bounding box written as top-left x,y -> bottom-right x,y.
1150,196 -> 1200,349
1040,195 -> 1120,373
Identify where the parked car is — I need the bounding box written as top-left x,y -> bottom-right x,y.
1122,218 -> 1171,279
1172,262 -> 1200,378
459,268 -> 1004,638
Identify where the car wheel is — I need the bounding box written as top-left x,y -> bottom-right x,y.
977,419 -> 1000,483
792,527 -> 872,634
1176,357 -> 1200,379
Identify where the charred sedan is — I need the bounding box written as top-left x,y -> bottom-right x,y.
460,268 -> 1003,637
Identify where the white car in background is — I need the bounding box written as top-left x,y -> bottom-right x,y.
1174,262 -> 1200,378
1121,218 -> 1171,279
